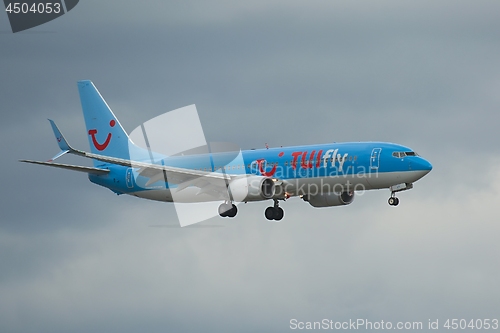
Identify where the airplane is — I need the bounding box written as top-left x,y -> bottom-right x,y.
21,80 -> 432,222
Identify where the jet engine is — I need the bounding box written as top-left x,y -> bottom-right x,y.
303,191 -> 354,207
228,176 -> 275,202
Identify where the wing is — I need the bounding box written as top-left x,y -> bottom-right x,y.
23,120 -> 234,192
20,160 -> 110,175
79,150 -> 230,183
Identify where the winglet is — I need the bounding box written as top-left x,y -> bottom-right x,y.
47,119 -> 74,162
49,119 -> 71,150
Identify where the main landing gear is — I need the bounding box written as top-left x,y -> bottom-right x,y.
265,200 -> 284,221
219,202 -> 237,218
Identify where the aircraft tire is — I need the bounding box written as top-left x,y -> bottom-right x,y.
219,203 -> 232,217
227,204 -> 238,218
274,207 -> 284,221
265,207 -> 275,220
388,197 -> 400,206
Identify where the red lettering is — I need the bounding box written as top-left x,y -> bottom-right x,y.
316,150 -> 323,168
301,150 -> 316,169
300,151 -> 308,169
309,150 -> 316,168
291,151 -> 302,170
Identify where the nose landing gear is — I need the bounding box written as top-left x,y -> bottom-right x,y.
265,200 -> 284,221
387,182 -> 413,206
388,196 -> 399,206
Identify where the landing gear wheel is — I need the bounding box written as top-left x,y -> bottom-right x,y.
227,204 -> 237,218
265,207 -> 275,220
388,197 -> 400,206
219,203 -> 236,217
265,199 -> 285,221
274,207 -> 284,221
265,206 -> 284,221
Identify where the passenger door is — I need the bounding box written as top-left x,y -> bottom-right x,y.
370,148 -> 382,170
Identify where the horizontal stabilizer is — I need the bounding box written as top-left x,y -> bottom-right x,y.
20,160 -> 109,175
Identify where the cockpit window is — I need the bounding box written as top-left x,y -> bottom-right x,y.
392,151 -> 418,158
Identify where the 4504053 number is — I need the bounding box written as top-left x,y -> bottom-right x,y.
5,2 -> 61,14
443,319 -> 499,330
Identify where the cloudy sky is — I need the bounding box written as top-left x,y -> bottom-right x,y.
1,1 -> 500,332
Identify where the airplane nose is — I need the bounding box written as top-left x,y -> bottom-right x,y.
417,157 -> 433,173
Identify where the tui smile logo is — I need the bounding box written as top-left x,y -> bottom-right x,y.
88,120 -> 115,151
3,0 -> 79,33
256,159 -> 277,177
256,152 -> 284,177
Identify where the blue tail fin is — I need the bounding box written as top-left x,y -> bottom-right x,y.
78,80 -> 132,165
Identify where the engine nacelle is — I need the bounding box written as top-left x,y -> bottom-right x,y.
303,192 -> 355,207
229,176 -> 275,202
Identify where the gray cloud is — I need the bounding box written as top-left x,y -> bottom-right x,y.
1,0 -> 500,332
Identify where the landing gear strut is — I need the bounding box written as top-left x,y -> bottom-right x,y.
265,200 -> 284,221
219,202 -> 237,218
